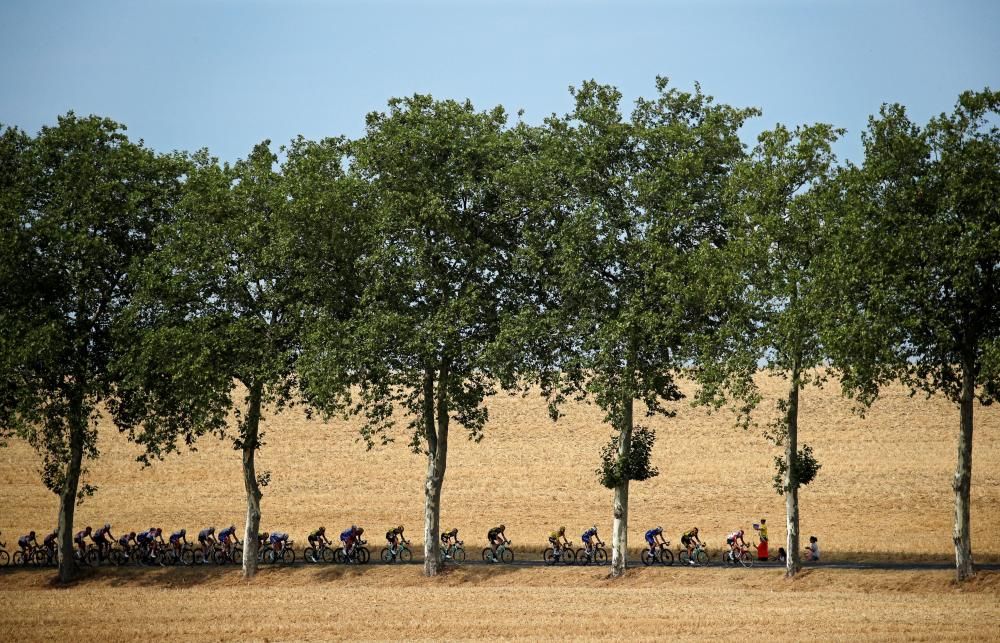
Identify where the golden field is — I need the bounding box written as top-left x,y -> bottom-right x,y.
1,372 -> 999,640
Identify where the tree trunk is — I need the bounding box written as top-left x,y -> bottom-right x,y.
610,392 -> 633,578
423,365 -> 449,576
953,358 -> 975,581
241,382 -> 264,579
784,354 -> 802,578
57,395 -> 86,583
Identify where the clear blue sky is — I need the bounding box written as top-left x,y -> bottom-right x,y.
2,0 -> 997,163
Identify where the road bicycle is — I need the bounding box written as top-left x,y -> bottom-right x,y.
440,540 -> 466,564
304,542 -> 337,564
575,541 -> 608,566
74,544 -> 101,567
543,540 -> 576,566
677,543 -> 710,566
12,547 -> 41,567
335,540 -> 370,564
722,544 -> 753,567
265,541 -> 296,564
380,541 -> 413,563
641,542 -> 674,566
481,540 -> 514,564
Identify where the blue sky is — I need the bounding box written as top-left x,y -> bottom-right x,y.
2,0 -> 997,163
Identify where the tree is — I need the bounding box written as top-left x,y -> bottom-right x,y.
0,114 -> 182,582
698,123 -> 843,577
506,79 -> 756,577
111,138 -> 356,578
833,90 -> 1000,581
300,95 -> 523,576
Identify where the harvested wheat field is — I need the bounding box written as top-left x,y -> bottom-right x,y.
2,372 -> 999,640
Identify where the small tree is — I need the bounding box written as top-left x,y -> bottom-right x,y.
300,95 -> 523,576
833,90 -> 1000,581
111,138 -> 355,578
699,123 -> 843,577
0,115 -> 182,582
506,79 -> 756,577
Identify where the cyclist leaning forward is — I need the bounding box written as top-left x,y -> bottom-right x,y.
645,526 -> 668,557
487,525 -> 509,562
726,528 -> 747,561
581,525 -> 603,555
548,526 -> 570,557
386,525 -> 409,554
440,528 -> 460,557
308,526 -> 330,554
681,527 -> 702,565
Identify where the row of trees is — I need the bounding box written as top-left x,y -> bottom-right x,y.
2,80 -> 997,583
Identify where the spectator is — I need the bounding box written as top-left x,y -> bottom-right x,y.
804,536 -> 820,562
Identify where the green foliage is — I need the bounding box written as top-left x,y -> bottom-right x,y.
0,113 -> 183,490
772,444 -> 821,494
597,426 -> 659,489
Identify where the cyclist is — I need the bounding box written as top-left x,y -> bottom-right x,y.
307,526 -> 330,555
581,525 -> 603,556
169,528 -> 188,557
548,526 -> 570,558
43,529 -> 59,558
92,523 -> 115,560
681,527 -> 702,565
197,526 -> 216,554
257,531 -> 270,553
726,528 -> 747,562
218,525 -> 239,555
18,531 -> 38,560
269,531 -> 290,554
74,526 -> 93,558
486,524 -> 509,562
385,525 -> 409,555
117,531 -> 137,561
440,528 -> 460,558
340,526 -> 365,561
135,528 -> 155,555
644,526 -> 668,559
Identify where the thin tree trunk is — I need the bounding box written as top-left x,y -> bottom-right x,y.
57,393 -> 86,583
423,364 -> 449,576
784,352 -> 802,578
241,382 -> 264,579
954,357 -> 975,581
610,392 -> 633,578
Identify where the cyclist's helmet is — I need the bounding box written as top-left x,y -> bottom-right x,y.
592,525 -> 598,532
155,527 -> 162,535
356,527 -> 364,535
104,523 -> 111,530
558,526 -> 565,534
318,526 -> 325,533
229,525 -> 235,531
397,525 -> 404,533
180,528 -> 186,536
29,530 -> 35,538
129,531 -> 136,538
262,532 -> 269,539
85,526 -> 92,534
693,527 -> 699,534
499,524 -> 505,531
657,526 -> 663,532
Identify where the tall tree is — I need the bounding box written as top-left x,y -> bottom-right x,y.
833,90 -> 1000,581
111,138 -> 356,578
300,95 -> 522,576
701,123 -> 843,577
506,79 -> 756,577
0,115 -> 182,582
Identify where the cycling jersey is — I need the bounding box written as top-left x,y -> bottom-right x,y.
645,528 -> 661,543
309,529 -> 325,540
582,528 -> 597,543
218,527 -> 236,541
118,534 -> 133,547
74,531 -> 89,544
340,528 -> 355,542
94,526 -> 111,539
18,535 -> 34,548
169,531 -> 185,543
270,532 -> 288,544
198,527 -> 215,541
548,530 -> 563,541
136,531 -> 153,545
44,531 -> 58,546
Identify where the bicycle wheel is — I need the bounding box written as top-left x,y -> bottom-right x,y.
595,548 -> 607,563
322,547 -> 336,563
575,548 -> 590,565
399,547 -> 412,563
232,546 -> 243,564
180,548 -> 195,566
109,548 -> 123,566
562,548 -> 576,564
358,547 -> 370,564
305,547 -> 318,563
500,548 -> 514,564
659,548 -> 674,566
738,550 -> 753,568
0,550 -> 9,566
281,548 -> 295,564
641,549 -> 656,566
481,548 -> 492,562
334,548 -> 347,564
453,547 -> 466,563
696,549 -> 709,565
13,551 -> 25,566
380,547 -> 393,563
542,547 -> 556,565
86,548 -> 100,566
678,549 -> 690,565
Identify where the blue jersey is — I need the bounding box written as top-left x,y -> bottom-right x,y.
645,528 -> 661,541
170,530 -> 185,543
582,528 -> 598,541
136,531 -> 153,544
218,527 -> 236,541
270,532 -> 288,544
198,527 -> 215,540
340,528 -> 355,541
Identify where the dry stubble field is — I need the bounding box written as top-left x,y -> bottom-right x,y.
2,373 -> 999,640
